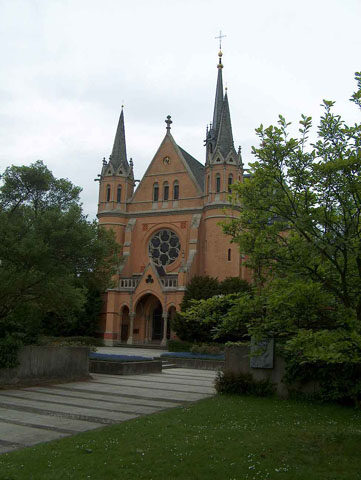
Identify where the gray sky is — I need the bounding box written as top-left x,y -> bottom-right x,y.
1,0 -> 360,218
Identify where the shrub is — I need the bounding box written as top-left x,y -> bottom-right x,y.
161,352 -> 224,360
190,343 -> 224,355
215,371 -> 275,397
167,340 -> 193,352
219,277 -> 252,295
173,294 -> 247,344
40,336 -> 104,347
0,335 -> 22,369
89,353 -> 150,362
180,276 -> 220,311
284,329 -> 361,406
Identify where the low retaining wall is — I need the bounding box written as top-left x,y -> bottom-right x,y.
90,359 -> 162,375
0,346 -> 90,385
225,345 -> 319,397
165,357 -> 224,371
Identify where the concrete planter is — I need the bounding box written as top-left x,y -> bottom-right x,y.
0,345 -> 90,386
225,345 -> 319,397
165,357 -> 224,371
90,359 -> 162,375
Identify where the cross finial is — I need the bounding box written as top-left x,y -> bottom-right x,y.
165,115 -> 172,132
215,30 -> 226,50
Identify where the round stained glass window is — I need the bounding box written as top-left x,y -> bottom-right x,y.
148,229 -> 180,266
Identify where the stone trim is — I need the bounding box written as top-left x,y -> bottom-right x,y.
98,207 -> 204,218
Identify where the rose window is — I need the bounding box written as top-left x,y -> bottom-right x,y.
148,229 -> 180,266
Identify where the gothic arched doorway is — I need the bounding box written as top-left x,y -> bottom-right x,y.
152,303 -> 163,340
134,293 -> 163,344
120,305 -> 130,342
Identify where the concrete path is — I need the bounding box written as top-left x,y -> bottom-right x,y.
0,368 -> 216,454
96,346 -> 167,358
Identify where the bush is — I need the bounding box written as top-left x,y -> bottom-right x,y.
173,294 -> 247,344
190,343 -> 224,355
180,276 -> 252,312
161,352 -> 224,360
40,336 -> 104,347
0,335 -> 22,369
180,276 -> 220,311
284,329 -> 361,406
215,371 -> 275,397
219,277 -> 252,295
89,353 -> 151,362
167,340 -> 193,352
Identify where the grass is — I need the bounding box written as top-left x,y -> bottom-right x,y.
1,395 -> 361,479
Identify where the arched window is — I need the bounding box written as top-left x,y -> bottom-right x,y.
153,182 -> 159,202
173,180 -> 179,200
228,248 -> 231,261
207,175 -> 210,193
116,185 -> 122,203
216,174 -> 221,193
163,182 -> 169,201
228,174 -> 233,193
106,185 -> 111,202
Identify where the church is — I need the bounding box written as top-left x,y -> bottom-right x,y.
97,49 -> 251,346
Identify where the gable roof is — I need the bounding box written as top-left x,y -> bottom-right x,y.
177,145 -> 205,191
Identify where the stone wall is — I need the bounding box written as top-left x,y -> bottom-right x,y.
90,359 -> 162,375
225,345 -> 319,397
165,357 -> 224,371
0,346 -> 90,385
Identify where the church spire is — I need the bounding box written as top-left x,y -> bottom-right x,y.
110,106 -> 129,171
212,51 -> 224,136
206,47 -> 238,165
216,89 -> 234,157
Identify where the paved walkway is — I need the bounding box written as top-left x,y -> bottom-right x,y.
0,368 -> 216,454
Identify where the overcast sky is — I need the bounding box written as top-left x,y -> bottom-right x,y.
1,0 -> 360,218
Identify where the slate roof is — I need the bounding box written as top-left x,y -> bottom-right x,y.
177,145 -> 205,191
212,66 -> 224,135
216,92 -> 235,158
110,108 -> 129,172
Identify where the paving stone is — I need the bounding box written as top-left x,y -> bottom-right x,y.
0,407 -> 102,433
0,368 -> 216,454
0,390 -> 160,415
0,422 -> 67,449
91,375 -> 215,395
94,372 -> 215,388
24,386 -> 180,409
0,395 -> 137,424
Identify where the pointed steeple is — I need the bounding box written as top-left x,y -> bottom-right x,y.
212,52 -> 224,136
206,50 -> 238,165
216,90 -> 234,157
110,107 -> 129,171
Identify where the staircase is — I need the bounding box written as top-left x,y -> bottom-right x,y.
160,358 -> 177,369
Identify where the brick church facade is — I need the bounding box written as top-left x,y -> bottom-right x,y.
97,50 -> 251,346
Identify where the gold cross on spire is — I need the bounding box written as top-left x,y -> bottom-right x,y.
215,30 -> 226,50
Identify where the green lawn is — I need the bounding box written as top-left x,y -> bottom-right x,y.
1,395 -> 361,480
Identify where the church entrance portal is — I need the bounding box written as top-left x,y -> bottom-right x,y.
135,294 -> 164,344
152,304 -> 163,340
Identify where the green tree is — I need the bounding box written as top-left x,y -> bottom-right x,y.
173,294 -> 246,343
219,277 -> 251,295
224,72 -> 361,323
180,275 -> 220,311
0,161 -> 119,361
